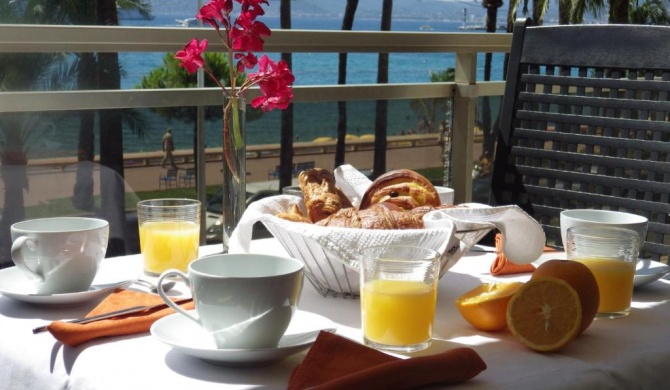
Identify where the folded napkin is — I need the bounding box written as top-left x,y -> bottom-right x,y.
288,331 -> 487,390
490,233 -> 536,275
47,290 -> 194,347
490,233 -> 561,276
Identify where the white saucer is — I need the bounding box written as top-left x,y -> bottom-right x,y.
151,310 -> 336,367
0,257 -> 140,305
634,259 -> 670,287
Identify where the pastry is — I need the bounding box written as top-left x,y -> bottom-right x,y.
276,204 -> 312,224
316,204 -> 424,229
298,168 -> 346,223
359,169 -> 441,210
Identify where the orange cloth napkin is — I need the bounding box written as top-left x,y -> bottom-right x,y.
288,331 -> 487,390
47,289 -> 194,347
491,233 -> 558,275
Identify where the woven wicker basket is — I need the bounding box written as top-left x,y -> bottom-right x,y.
262,217 -> 490,298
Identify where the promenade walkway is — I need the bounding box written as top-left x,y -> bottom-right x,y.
8,134 -> 481,208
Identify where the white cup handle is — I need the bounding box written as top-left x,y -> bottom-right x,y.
157,270 -> 199,325
11,236 -> 44,281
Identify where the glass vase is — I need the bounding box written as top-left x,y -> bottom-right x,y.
222,96 -> 246,253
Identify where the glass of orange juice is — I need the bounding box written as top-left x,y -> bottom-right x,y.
360,245 -> 440,353
566,226 -> 638,319
137,199 -> 201,275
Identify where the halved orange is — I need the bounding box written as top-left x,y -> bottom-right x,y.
531,259 -> 599,334
455,281 -> 524,331
507,277 -> 582,352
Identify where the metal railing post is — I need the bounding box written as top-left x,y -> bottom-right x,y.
452,52 -> 478,203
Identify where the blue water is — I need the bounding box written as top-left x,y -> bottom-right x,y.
30,2 -> 507,158
120,11 -> 506,89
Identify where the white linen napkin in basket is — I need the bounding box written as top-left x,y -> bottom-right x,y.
229,164 -> 546,269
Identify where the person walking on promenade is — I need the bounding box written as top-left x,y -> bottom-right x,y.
161,128 -> 177,169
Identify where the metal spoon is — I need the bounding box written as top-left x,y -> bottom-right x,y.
134,279 -> 175,294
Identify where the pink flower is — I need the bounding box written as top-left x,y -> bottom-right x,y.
175,38 -> 208,73
230,11 -> 271,52
176,0 -> 294,180
196,0 -> 233,29
237,0 -> 268,16
234,52 -> 258,72
249,55 -> 294,111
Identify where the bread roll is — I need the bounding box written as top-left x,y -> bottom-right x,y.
359,169 -> 440,210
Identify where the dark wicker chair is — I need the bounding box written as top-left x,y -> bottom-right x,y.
489,18 -> 670,262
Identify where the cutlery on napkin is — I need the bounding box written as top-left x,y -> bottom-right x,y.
490,233 -> 559,276
288,331 -> 487,390
45,289 -> 193,347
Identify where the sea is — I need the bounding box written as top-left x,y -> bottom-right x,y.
30,1 -> 508,159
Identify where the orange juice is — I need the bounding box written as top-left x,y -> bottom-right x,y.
578,257 -> 635,313
362,279 -> 437,346
139,221 -> 199,274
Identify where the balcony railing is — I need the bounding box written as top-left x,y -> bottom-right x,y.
0,24 -> 511,204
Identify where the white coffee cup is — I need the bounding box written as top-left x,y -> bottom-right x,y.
560,209 -> 648,254
157,253 -> 304,349
11,217 -> 109,294
434,186 -> 455,205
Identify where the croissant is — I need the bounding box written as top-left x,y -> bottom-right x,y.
276,204 -> 312,224
298,168 -> 346,223
360,169 -> 441,210
316,204 -> 424,229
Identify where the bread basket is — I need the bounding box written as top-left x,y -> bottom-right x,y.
230,196 -> 495,298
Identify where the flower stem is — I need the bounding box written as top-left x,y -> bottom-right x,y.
231,98 -> 244,151
223,102 -> 241,183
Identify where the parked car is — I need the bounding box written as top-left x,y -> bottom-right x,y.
205,189 -> 278,244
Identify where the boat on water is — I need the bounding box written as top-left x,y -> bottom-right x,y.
175,18 -> 197,27
458,24 -> 506,31
420,25 -> 434,31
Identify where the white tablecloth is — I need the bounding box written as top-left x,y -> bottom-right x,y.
1,239 -> 670,390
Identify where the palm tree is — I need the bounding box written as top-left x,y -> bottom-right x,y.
480,0 -> 504,166
94,0 -> 128,256
629,0 -> 670,24
278,0 -> 294,191
0,1 -> 75,265
70,0 -> 152,214
372,0 -> 393,179
529,0 -> 549,24
571,0 -> 607,23
335,0 -> 359,169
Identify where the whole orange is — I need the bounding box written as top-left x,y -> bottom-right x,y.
455,282 -> 524,331
531,259 -> 600,334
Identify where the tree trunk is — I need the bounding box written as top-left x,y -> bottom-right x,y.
72,53 -> 96,211
558,0 -> 571,24
96,0 -> 127,257
610,0 -> 630,23
279,0 -> 294,190
372,0 -> 392,179
335,0 -> 359,169
481,2 -> 501,164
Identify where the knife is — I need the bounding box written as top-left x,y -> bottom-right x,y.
32,297 -> 192,334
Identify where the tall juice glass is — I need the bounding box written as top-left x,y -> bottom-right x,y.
360,245 -> 440,352
137,199 -> 201,275
566,226 -> 638,319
